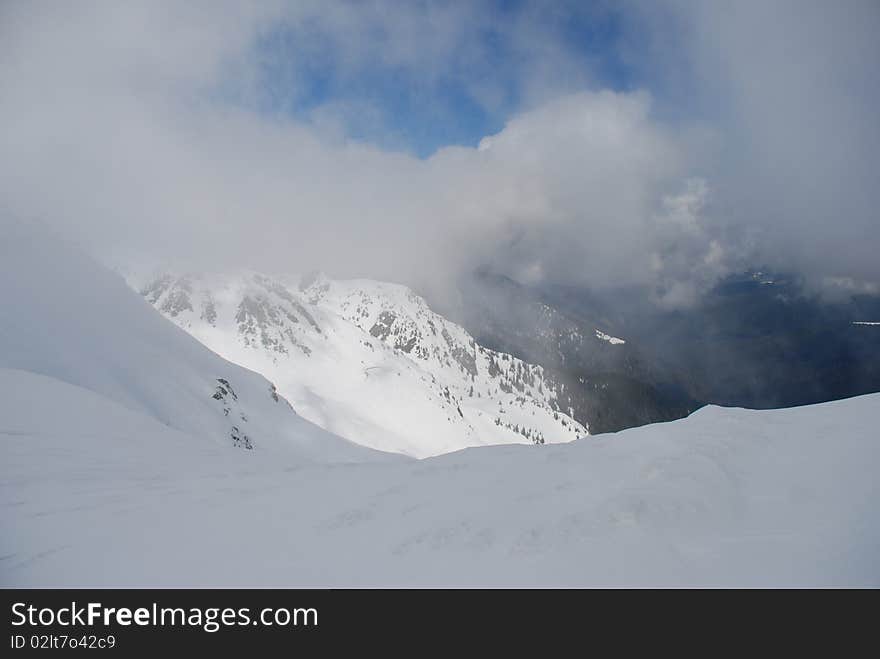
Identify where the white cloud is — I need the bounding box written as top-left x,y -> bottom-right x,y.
8,1 -> 875,306
1,1 -> 725,305
656,0 -> 880,290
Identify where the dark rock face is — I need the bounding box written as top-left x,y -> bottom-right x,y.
370,310 -> 398,341
235,294 -> 312,357
140,274 -> 194,317
213,378 -> 237,401
254,274 -> 321,333
442,328 -> 478,377
201,295 -> 217,325
211,378 -> 252,449
230,425 -> 253,450
368,310 -> 427,357
160,278 -> 194,317
236,296 -> 287,354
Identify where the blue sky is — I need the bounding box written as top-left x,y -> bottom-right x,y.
247,1 -> 639,157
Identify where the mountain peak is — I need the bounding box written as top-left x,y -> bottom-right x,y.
135,269 -> 588,457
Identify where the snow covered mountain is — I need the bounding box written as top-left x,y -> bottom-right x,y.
2,221 -> 878,587
0,222 -> 387,464
131,270 -> 587,457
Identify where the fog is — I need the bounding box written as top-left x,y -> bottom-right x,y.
2,1 -> 878,305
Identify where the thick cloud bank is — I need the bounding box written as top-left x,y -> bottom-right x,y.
1,1 -> 877,302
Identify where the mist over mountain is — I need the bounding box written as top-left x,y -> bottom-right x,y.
536,271 -> 880,410
438,268 -> 880,428
433,269 -> 699,434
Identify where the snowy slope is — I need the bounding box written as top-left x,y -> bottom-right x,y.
2,222 -> 877,586
0,222 -> 387,463
2,370 -> 877,586
131,270 -> 587,457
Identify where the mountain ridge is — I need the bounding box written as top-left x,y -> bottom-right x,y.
133,269 -> 588,457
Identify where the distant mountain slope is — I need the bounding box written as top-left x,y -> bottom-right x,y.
539,271 -> 880,410
438,269 -> 700,434
440,267 -> 880,433
0,222 -> 385,463
132,270 -> 587,457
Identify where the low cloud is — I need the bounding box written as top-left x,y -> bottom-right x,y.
1,1 -> 877,307
659,0 -> 880,291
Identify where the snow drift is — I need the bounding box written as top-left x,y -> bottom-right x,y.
2,373 -> 878,586
0,221 -> 387,463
